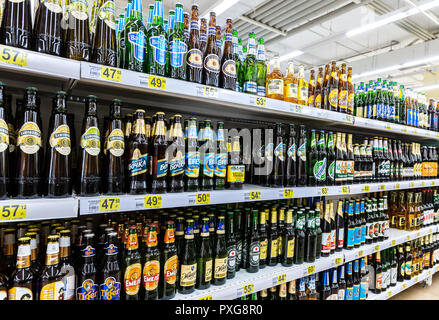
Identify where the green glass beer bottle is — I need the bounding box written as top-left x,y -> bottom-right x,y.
147,0 -> 167,76
167,3 -> 187,80
196,218 -> 212,290
243,32 -> 257,94
123,0 -> 147,72
178,219 -> 197,294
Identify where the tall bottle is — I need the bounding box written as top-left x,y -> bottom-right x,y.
338,63 -> 348,113
59,230 -> 75,300
76,233 -> 98,300
266,55 -> 284,100
226,211 -> 237,279
185,117 -> 199,191
271,123 -> 285,187
168,3 -> 187,80
65,0 -> 91,61
284,60 -> 298,103
91,0 -> 116,66
8,237 -> 34,300
186,4 -> 203,83
297,65 -> 308,105
294,210 -> 306,264
243,32 -> 257,95
151,112 -> 168,194
79,95 -> 100,196
16,87 -> 43,198
98,231 -> 121,300
122,226 -> 141,300
226,135 -> 245,190
33,0 -> 63,55
39,235 -> 64,300
0,83 -> 9,199
123,0 -> 147,72
212,216 -> 227,285
247,210 -> 260,273
167,114 -> 184,192
179,219 -> 197,294
199,119 -> 214,191
159,221 -> 178,299
147,0 -> 167,76
218,18 -> 236,90
307,69 -> 316,107
196,218 -> 212,290
297,125 -> 307,186
281,209 -> 295,266
328,61 -> 339,112
285,124 -> 297,187
142,224 -> 160,300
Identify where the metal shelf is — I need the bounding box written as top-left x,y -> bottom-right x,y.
78,179 -> 439,215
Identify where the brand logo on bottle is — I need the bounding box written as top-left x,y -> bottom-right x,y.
185,151 -> 200,178
243,81 -> 257,93
313,157 -> 327,181
169,153 -> 185,176
214,153 -> 227,177
105,129 -> 124,157
82,245 -> 95,257
329,89 -> 338,108
149,35 -> 167,66
41,281 -> 66,300
70,0 -> 89,20
227,246 -> 236,271
204,54 -> 220,73
143,260 -> 160,291
202,153 -> 214,178
100,276 -> 121,300
222,59 -> 236,78
274,142 -> 285,161
80,126 -> 100,156
180,264 -> 196,287
49,124 -> 71,156
156,158 -> 168,178
17,121 -> 42,155
287,143 -> 296,159
99,1 -> 116,29
129,148 -> 148,176
128,31 -> 146,62
169,39 -> 187,68
187,48 -> 203,68
249,241 -> 260,267
124,263 -> 141,295
105,243 -> 118,255
0,119 -> 9,153
164,255 -> 178,285
76,279 -> 98,300
297,143 -> 306,162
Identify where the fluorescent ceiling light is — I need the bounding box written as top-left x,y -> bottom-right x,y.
405,0 -> 439,26
414,83 -> 439,91
202,0 -> 240,19
278,50 -> 304,62
352,65 -> 402,80
401,55 -> 439,68
345,0 -> 439,37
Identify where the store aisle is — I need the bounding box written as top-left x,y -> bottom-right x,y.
390,274 -> 439,300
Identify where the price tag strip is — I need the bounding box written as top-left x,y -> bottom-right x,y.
0,204 -> 26,221
0,45 -> 27,66
100,66 -> 122,82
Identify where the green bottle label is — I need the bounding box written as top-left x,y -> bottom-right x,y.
313,158 -> 327,181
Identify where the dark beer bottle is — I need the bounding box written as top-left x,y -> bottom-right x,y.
226,211 -> 237,279
33,0 -> 63,55
147,0 -> 167,76
258,210 -> 268,268
285,124 -> 296,187
151,112 -> 168,194
179,219 -> 197,294
315,208 -> 323,259
220,18 -> 237,90
281,209 -> 295,266
8,237 -> 34,300
59,230 -> 75,300
271,123 -> 285,187
315,130 -> 327,185
196,218 -> 212,290
328,61 -> 339,112
76,233 -> 99,300
308,129 -> 318,186
168,114 -> 184,192
297,125 -> 307,186
226,135 -> 245,189
0,83 -> 9,199
159,221 -> 178,299
186,4 -> 203,83
92,0 -> 116,66
1,0 -> 32,49
79,95 -> 100,196
99,231 -> 121,300
267,208 -> 278,266
203,12 -> 220,87
199,17 -> 207,54
16,87 -> 43,198
327,131 -> 335,185
247,210 -> 260,273
168,3 -> 187,80
123,0 -> 147,72
305,210 -> 317,262
338,63 -> 348,113
39,235 -> 64,300
65,0 -> 91,61
234,209 -> 243,271
185,117 -> 199,191
143,224 -> 160,300
212,216 -> 227,285
214,121 -> 227,190
122,226 -> 142,300
294,210 -> 306,264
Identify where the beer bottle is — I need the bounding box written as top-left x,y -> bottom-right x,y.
226,135 -> 245,189
257,210 -> 268,269
247,210 -> 260,273
159,221 -> 177,299
315,208 -> 323,259
58,230 -> 75,300
255,37 -> 267,96
316,130 -> 327,185
167,115 -> 184,192
328,61 -> 339,112
147,0 -> 167,76
196,218 -> 212,290
243,32 -> 257,94
168,3 -> 187,80
185,117 -> 200,191
325,131 -> 335,186
297,278 -> 307,300
117,1 -> 132,68
25,231 -> 41,292
8,237 -> 34,300
202,12 -> 220,87
16,87 -> 43,198
186,4 -> 203,83
308,129 -> 318,186
320,270 -> 331,300
226,211 -> 237,279
219,19 -> 236,90
199,17 -> 207,54
281,209 -> 295,266
199,119 -> 214,191
76,233 -> 98,300
127,110 -> 148,194
215,25 -> 221,58
91,0 -> 116,66
297,65 -> 308,105
179,219 -> 197,294
297,125 -> 307,186
308,69 -> 316,107
0,83 -> 9,199
307,274 -> 318,300
142,224 -> 160,300
337,63 -> 348,113
33,0 -> 63,55
284,59 -> 298,103
38,235 -> 64,300
271,123 -> 285,187
122,226 -> 141,300
347,66 -> 354,115
344,261 -> 354,300
267,55 -> 284,100
151,112 -> 168,194
1,0 -> 32,49
294,210 -> 305,264
65,0 -> 91,61
234,209 -> 243,271
288,280 -> 297,300
314,67 -> 323,108
267,208 -> 278,266
45,91 -> 71,197
285,124 -> 297,187
213,121 -> 226,190
99,231 -> 121,300
123,0 -> 147,72
79,95 -> 100,196
212,216 -> 227,285
305,210 -> 317,262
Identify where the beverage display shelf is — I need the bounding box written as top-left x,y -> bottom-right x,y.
78,179 -> 439,215
0,197 -> 78,224
367,265 -> 439,300
172,225 -> 438,300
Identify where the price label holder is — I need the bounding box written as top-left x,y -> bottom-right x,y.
416,232 -> 420,237
428,270 -> 432,276
306,265 -> 316,275
334,257 -> 343,267
254,96 -> 266,107
321,187 -> 329,196
427,132 -> 431,137
413,129 -> 418,135
249,190 -> 261,201
148,75 -> 166,90
374,245 -> 380,253
395,183 -> 400,189
385,124 -> 391,130
421,182 -> 425,187
380,185 -> 385,191
429,228 -> 433,234
99,198 -> 120,212
196,193 -> 211,205
294,104 -> 303,114
410,182 -> 415,188
273,273 -> 287,286
432,181 -> 436,186
415,276 -> 419,282
358,250 -> 364,258
284,188 -> 293,198
100,66 -> 121,82
202,86 -> 219,98
402,128 -> 408,133
198,295 -> 212,300
345,114 -> 353,123
341,186 -> 350,194
145,195 -> 162,208
364,185 -> 370,192
387,291 -> 393,298
0,204 -> 26,221
238,283 -> 254,297
0,45 -> 27,66
391,240 -> 396,246
402,283 -> 407,290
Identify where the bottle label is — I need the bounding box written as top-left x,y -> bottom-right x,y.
106,128 -> 124,157
8,287 -> 33,300
39,281 -> 64,300
360,281 -> 367,300
337,228 -> 344,248
149,35 -> 168,66
287,239 -> 295,258
204,54 -> 220,73
249,241 -> 260,267
337,289 -> 345,301
287,143 -> 296,159
17,121 -> 42,155
361,225 -> 366,243
347,227 -> 355,247
76,279 -> 98,300
82,245 -> 95,257
286,83 -> 298,99
70,0 -> 88,20
257,86 -> 266,97
180,263 -> 196,287
80,126 -> 100,156
313,157 -> 327,181
190,20 -> 199,30
155,158 -> 168,178
328,160 -> 335,181
128,31 -> 146,62
98,1 -> 116,29
164,255 -> 178,285
129,148 -> 148,176
353,284 -> 360,300
100,276 -> 121,300
270,239 -> 278,258
226,165 -> 245,183
204,260 -> 212,282
315,94 -> 322,108
297,143 -> 306,162
354,226 -> 361,245
345,287 -> 353,300
259,239 -> 268,260
185,151 -> 200,178
274,142 -> 285,161
338,90 -> 348,110
222,59 -> 237,78
202,152 -> 214,178
169,152 -> 185,176
7,123 -> 15,153
227,246 -> 237,272
243,81 -> 257,93
329,89 -> 338,108
214,153 -> 227,178
61,266 -> 75,300
236,241 -> 242,266
0,119 -> 9,153
0,290 -> 6,300
214,257 -> 227,279
44,1 -> 62,13
391,267 -> 397,284
169,39 -> 188,68
267,79 -> 284,96
49,124 -> 71,156
187,48 -> 203,68
330,229 -> 336,250
376,273 -> 382,290
298,85 -> 308,102
123,263 -> 141,296
143,260 -> 160,291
